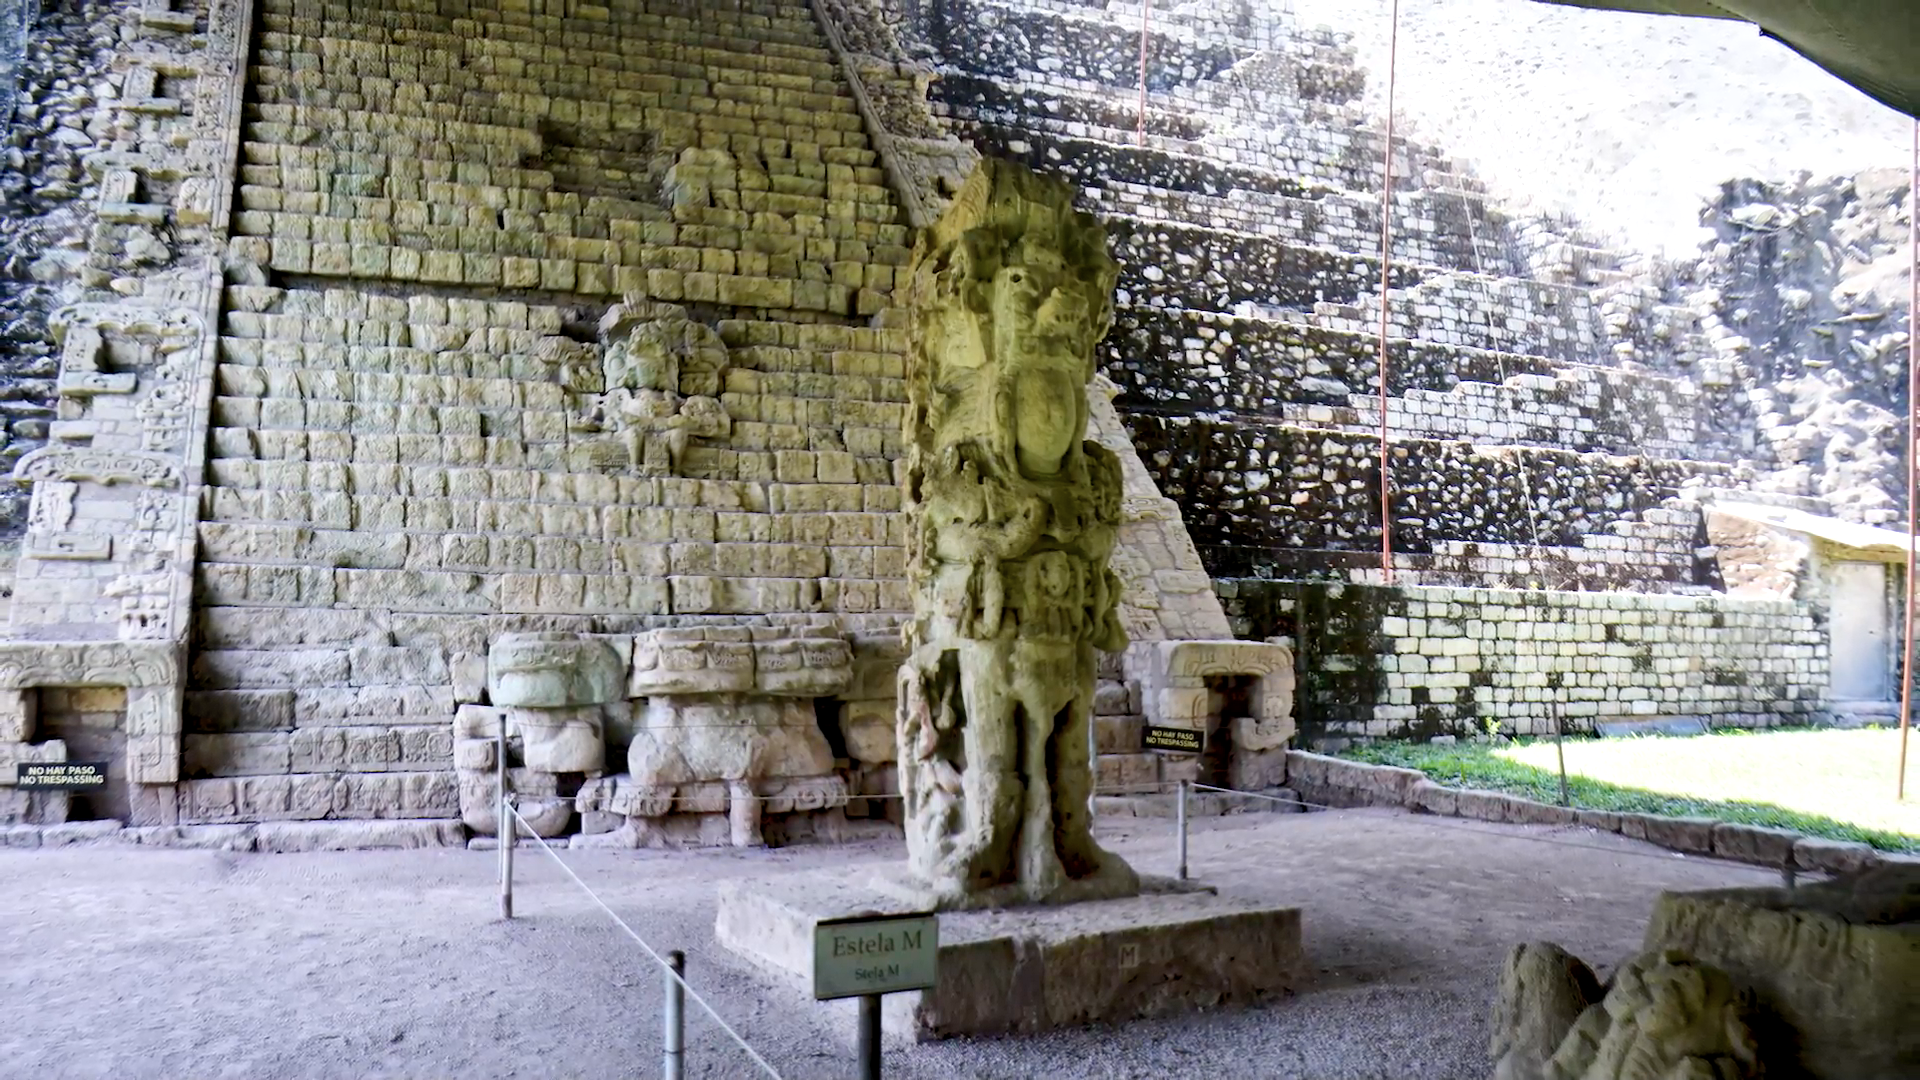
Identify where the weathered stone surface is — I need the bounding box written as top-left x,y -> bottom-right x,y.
716,872 -> 1302,1039
836,698 -> 896,764
1490,942 -> 1601,1080
253,820 -> 465,852
1407,779 -> 1459,817
184,690 -> 296,733
506,706 -> 605,773
1574,808 -> 1623,833
0,689 -> 35,742
1544,950 -> 1762,1080
1454,789 -> 1517,822
895,158 -> 1135,910
120,825 -> 257,851
629,697 -> 834,786
183,732 -> 292,777
1283,751 -> 1421,808
38,821 -> 123,847
1710,822 -> 1802,867
1792,836 -> 1884,876
1640,815 -> 1718,855
1642,865 -> 1920,1080
488,633 -> 626,708
1503,798 -> 1577,827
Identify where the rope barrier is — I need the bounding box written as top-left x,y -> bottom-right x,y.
1136,0 -> 1150,146
503,800 -> 787,1080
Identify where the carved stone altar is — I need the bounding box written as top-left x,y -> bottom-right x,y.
453,620 -> 856,847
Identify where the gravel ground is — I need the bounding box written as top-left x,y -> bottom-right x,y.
1286,0 -> 1912,255
0,808 -> 1779,1079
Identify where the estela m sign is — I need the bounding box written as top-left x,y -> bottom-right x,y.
812,913 -> 940,1000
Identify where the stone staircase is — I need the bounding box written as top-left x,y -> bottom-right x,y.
174,0 -> 1246,830
183,0 -> 927,825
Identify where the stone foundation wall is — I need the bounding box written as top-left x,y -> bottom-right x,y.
1221,581 -> 1825,743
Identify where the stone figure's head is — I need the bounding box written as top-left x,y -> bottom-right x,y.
905,158 -> 1119,475
599,300 -> 730,397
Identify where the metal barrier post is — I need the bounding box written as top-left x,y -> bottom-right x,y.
1176,778 -> 1188,881
857,992 -> 881,1080
665,950 -> 686,1080
498,724 -> 513,920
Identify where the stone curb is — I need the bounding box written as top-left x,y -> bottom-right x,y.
0,820 -> 468,852
1285,750 -> 1899,875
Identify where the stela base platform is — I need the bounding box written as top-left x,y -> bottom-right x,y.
714,870 -> 1304,1040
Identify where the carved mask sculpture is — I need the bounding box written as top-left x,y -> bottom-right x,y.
895,158 -> 1137,910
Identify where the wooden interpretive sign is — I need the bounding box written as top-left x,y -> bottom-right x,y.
812,913 -> 939,1001
14,762 -> 109,789
1142,726 -> 1204,754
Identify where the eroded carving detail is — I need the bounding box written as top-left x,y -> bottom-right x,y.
12,446 -> 182,488
896,158 -> 1136,909
569,303 -> 734,477
1493,944 -> 1764,1080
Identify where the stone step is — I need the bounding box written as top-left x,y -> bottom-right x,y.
241,241 -> 885,309
194,562 -> 907,617
257,6 -> 835,70
202,440 -> 902,493
243,92 -> 871,152
239,143 -> 889,194
233,208 -> 902,266
202,483 -> 909,533
206,433 -> 898,485
218,293 -> 914,347
197,522 -> 902,579
213,368 -> 573,408
249,60 -> 854,116
211,365 -> 904,413
204,484 -> 913,538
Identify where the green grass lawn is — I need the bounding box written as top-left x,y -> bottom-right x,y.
1340,727 -> 1920,852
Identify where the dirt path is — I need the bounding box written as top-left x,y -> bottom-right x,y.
0,809 -> 1778,1079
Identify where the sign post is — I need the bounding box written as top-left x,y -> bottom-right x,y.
813,912 -> 939,1080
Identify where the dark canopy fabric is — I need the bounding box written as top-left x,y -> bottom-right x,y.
1532,1 -> 1920,120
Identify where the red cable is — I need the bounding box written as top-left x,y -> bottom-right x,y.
1377,0 -> 1401,583
1137,0 -> 1150,146
1900,116 -> 1917,800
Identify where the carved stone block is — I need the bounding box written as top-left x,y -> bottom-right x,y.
488,632 -> 626,707
0,690 -> 36,743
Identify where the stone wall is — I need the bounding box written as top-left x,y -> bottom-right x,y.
1222,581 -> 1825,742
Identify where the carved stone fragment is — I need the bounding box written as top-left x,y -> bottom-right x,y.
488,632 -> 625,708
1491,943 -> 1603,1080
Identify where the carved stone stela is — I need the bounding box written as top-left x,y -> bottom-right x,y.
896,158 -> 1139,909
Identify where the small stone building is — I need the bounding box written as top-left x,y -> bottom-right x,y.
1706,500 -> 1910,720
